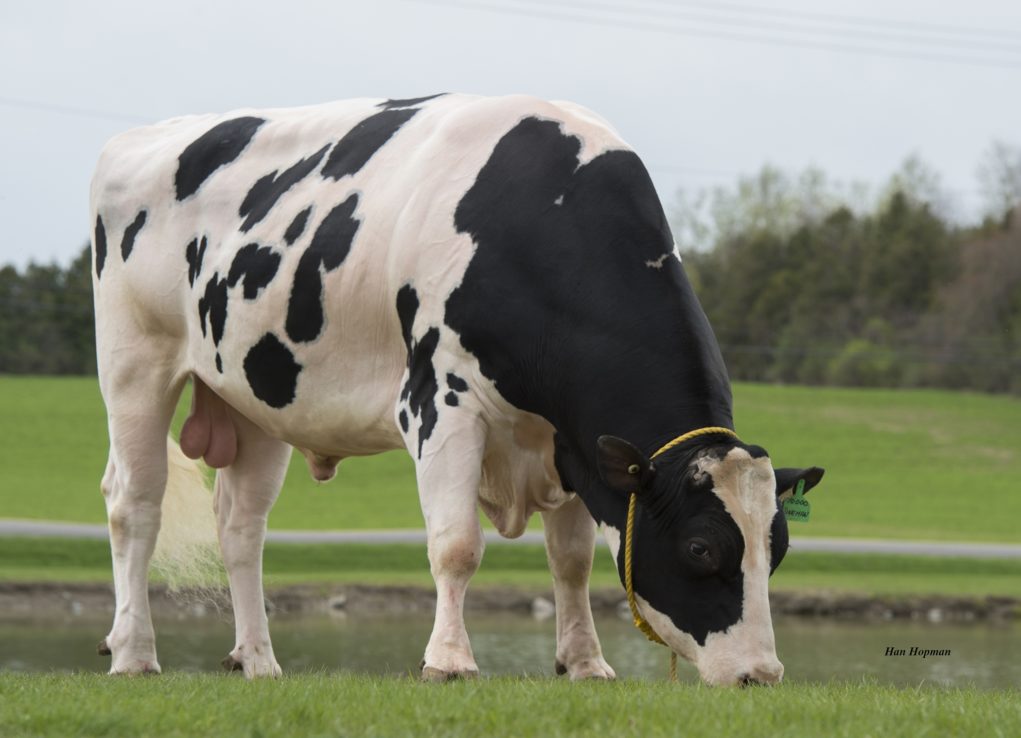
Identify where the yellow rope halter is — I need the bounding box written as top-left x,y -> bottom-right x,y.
623,425 -> 739,681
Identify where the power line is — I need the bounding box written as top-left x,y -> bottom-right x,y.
635,0 -> 1021,44
521,0 -> 1021,55
0,96 -> 152,125
404,0 -> 1021,69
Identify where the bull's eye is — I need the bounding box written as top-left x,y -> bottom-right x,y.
689,540 -> 709,558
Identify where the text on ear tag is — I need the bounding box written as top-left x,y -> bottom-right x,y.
783,478 -> 811,522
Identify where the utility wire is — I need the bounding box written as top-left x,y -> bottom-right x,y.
0,96 -> 152,125
404,0 -> 1021,69
635,0 -> 1021,43
520,0 -> 1021,54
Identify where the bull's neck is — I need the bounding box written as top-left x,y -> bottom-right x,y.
546,270 -> 735,530
563,271 -> 731,447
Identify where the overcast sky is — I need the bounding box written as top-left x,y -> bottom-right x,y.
2,0 -> 1019,268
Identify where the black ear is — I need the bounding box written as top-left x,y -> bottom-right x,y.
775,467 -> 825,502
596,436 -> 656,494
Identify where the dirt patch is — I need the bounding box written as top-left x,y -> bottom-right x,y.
0,582 -> 1016,622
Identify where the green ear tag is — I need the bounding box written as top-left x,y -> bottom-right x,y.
783,478 -> 811,523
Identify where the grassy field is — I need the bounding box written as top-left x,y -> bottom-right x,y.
1,376 -> 1019,542
4,537 -> 1021,597
1,674 -> 1018,738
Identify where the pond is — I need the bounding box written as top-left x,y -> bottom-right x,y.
2,613 -> 1018,688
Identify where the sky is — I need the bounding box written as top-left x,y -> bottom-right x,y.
1,0 -> 1020,267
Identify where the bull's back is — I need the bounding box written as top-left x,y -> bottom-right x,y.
90,94 -> 636,454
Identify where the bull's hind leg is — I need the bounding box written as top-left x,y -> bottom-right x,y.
542,495 -> 615,680
214,407 -> 291,678
99,367 -> 183,675
409,415 -> 487,681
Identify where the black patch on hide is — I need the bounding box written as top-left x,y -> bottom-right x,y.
120,210 -> 147,260
198,273 -> 229,345
446,373 -> 468,393
404,327 -> 440,458
395,284 -> 441,458
396,283 -> 419,351
186,236 -> 207,287
175,116 -> 265,200
285,195 -> 360,343
227,243 -> 280,299
244,332 -> 301,409
94,215 -> 107,278
377,94 -> 445,109
239,145 -> 330,233
284,207 -> 312,246
320,109 -> 418,180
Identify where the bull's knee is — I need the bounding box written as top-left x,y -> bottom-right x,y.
549,552 -> 592,588
106,498 -> 162,542
428,532 -> 484,581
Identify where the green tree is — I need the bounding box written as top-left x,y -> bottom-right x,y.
0,245 -> 95,375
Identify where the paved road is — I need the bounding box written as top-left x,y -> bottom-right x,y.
2,519 -> 1020,558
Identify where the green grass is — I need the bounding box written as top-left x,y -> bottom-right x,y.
0,674 -> 1017,738
3,537 -> 1020,597
0,376 -> 424,529
736,384 -> 1021,542
2,376 -> 1019,541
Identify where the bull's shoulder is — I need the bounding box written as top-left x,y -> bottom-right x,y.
429,94 -> 632,157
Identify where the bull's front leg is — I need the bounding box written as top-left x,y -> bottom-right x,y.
408,413 -> 487,681
541,494 -> 616,680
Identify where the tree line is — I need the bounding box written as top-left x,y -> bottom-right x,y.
676,150 -> 1021,394
1,149 -> 1019,394
0,248 -> 95,375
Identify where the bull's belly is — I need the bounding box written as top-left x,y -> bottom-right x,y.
187,355 -> 572,534
200,367 -> 405,457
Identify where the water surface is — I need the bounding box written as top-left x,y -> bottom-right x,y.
2,613 -> 1017,688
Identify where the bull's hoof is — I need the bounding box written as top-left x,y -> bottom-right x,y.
97,639 -> 111,656
222,654 -> 244,672
420,665 -> 480,682
555,660 -> 567,676
221,650 -> 282,678
110,662 -> 161,676
558,657 -> 616,681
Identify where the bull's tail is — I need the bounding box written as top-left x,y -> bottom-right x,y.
151,436 -> 223,590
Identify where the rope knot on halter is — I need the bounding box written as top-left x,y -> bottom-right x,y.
623,425 -> 739,680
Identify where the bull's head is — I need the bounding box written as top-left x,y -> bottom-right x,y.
596,433 -> 823,686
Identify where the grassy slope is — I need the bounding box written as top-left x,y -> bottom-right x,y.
4,538 -> 1021,597
1,674 -> 1018,738
1,376 -> 1019,541
736,384 -> 1021,542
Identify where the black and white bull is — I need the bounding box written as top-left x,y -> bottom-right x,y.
90,93 -> 823,685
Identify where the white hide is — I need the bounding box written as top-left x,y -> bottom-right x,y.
90,94 -> 630,679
